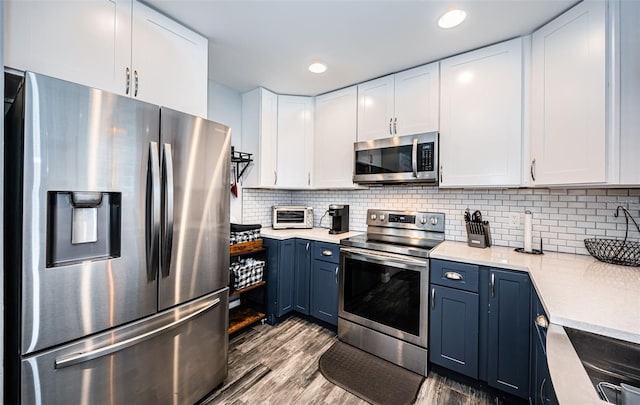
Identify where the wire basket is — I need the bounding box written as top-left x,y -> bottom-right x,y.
584,206 -> 640,267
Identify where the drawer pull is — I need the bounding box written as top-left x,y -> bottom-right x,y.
444,271 -> 463,281
322,250 -> 333,256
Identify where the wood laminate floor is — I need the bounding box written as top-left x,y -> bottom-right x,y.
202,317 -> 506,405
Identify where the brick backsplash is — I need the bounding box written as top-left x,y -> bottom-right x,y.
243,187 -> 640,255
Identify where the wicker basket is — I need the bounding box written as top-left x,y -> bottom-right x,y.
584,206 -> 640,267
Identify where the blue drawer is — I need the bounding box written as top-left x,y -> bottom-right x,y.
430,259 -> 479,293
313,242 -> 339,264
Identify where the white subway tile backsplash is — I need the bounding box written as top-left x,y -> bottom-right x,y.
242,187 -> 640,255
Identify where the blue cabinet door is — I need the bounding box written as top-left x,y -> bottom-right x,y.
429,284 -> 479,378
264,237 -> 295,320
310,259 -> 339,325
294,239 -> 312,315
487,269 -> 531,398
530,286 -> 558,405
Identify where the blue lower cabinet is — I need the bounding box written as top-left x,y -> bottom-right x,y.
264,238 -> 295,321
310,259 -> 339,325
486,268 -> 531,398
429,284 -> 479,378
294,239 -> 312,315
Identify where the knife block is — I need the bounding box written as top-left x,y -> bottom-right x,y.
466,222 -> 492,248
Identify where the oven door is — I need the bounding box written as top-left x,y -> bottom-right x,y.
339,247 -> 429,348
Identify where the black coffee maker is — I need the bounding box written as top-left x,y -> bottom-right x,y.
328,204 -> 349,234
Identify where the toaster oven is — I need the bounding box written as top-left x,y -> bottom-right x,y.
272,206 -> 314,229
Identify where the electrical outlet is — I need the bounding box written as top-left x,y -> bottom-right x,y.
509,213 -> 520,227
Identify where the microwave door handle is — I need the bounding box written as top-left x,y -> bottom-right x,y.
412,138 -> 418,178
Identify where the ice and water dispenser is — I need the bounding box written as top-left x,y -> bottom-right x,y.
46,191 -> 122,267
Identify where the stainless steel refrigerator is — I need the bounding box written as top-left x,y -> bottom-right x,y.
4,72 -> 230,404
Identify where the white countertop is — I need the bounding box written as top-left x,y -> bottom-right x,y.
431,241 -> 640,404
260,227 -> 363,244
430,241 -> 640,344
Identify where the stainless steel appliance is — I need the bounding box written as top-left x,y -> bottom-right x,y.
272,205 -> 314,229
4,72 -> 231,404
328,204 -> 349,234
353,132 -> 438,184
339,209 -> 445,376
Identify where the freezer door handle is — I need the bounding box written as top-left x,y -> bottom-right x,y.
147,142 -> 161,281
161,143 -> 175,277
54,297 -> 221,369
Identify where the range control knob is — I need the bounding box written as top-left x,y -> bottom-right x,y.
420,216 -> 427,224
370,214 -> 377,221
430,217 -> 439,226
379,214 -> 385,221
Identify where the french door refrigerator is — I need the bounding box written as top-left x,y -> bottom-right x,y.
4,72 -> 231,404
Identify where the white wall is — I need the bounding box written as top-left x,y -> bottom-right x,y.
207,80 -> 244,223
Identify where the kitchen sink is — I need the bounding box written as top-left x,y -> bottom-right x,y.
565,327 -> 640,404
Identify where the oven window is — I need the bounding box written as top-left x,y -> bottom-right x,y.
343,257 -> 420,336
355,145 -> 413,175
276,211 -> 304,223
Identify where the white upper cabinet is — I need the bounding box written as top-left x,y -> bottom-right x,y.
314,86 -> 358,188
357,63 -> 439,141
241,88 -> 278,188
5,0 -> 131,95
131,1 -> 208,117
4,0 -> 208,117
530,0 -> 606,186
618,0 -> 640,185
277,96 -> 315,188
439,38 -> 523,187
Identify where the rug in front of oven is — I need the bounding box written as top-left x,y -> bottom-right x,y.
318,341 -> 424,405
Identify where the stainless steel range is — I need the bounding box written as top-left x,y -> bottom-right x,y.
339,209 -> 445,376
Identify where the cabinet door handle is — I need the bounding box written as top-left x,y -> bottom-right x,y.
389,118 -> 393,135
491,273 -> 495,298
306,242 -> 310,255
134,70 -> 139,97
274,171 -> 277,185
393,117 -> 397,135
531,158 -> 536,182
322,250 -> 332,256
335,266 -> 339,285
431,287 -> 435,309
444,271 -> 463,281
540,378 -> 546,405
125,67 -> 130,95
308,172 -> 311,186
439,165 -> 443,183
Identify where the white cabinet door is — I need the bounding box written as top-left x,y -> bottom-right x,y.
357,75 -> 395,141
440,38 -> 523,187
530,1 -> 606,185
4,0 -> 131,95
314,86 -> 357,188
619,0 -> 640,185
277,96 -> 314,188
241,88 -> 278,187
394,63 -> 439,136
131,1 -> 208,117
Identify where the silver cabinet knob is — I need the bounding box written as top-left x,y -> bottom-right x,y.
535,314 -> 549,329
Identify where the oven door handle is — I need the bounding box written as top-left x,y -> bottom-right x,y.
340,247 -> 428,270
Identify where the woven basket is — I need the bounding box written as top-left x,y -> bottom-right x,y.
584,206 -> 640,267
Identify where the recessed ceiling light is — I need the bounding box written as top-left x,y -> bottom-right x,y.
438,9 -> 466,29
308,62 -> 327,74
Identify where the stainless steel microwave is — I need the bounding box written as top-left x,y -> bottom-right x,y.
353,132 -> 438,184
272,206 -> 314,229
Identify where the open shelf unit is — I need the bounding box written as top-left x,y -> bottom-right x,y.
228,244 -> 267,335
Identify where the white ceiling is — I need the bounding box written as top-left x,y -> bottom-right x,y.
144,0 -> 578,96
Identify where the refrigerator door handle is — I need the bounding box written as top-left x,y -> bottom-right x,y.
54,297 -> 221,369
161,143 -> 175,277
147,142 -> 161,281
